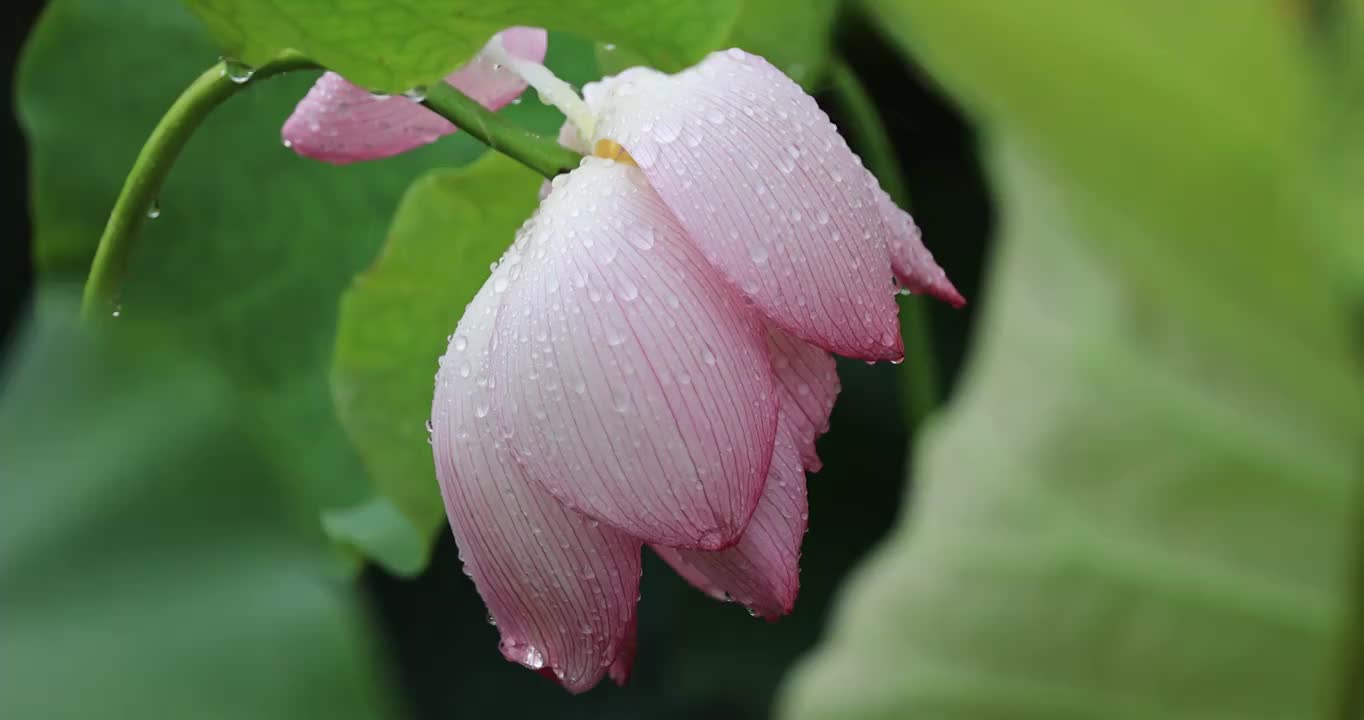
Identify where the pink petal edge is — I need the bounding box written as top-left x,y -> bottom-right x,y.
653,415 -> 808,619
876,188 -> 966,308
432,254 -> 641,693
767,327 -> 840,471
283,27 -> 547,163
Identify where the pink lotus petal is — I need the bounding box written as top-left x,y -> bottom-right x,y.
588,50 -> 904,361
432,259 -> 642,693
767,327 -> 839,471
283,27 -> 547,163
539,119 -> 589,201
654,416 -> 807,618
607,617 -> 638,686
876,188 -> 966,307
489,157 -> 778,550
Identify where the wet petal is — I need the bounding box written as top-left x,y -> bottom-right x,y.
654,416 -> 807,618
589,49 -> 903,360
432,259 -> 641,693
283,27 -> 546,163
607,617 -> 638,686
490,157 -> 777,550
767,327 -> 839,471
877,188 -> 966,307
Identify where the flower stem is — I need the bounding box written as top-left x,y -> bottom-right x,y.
827,56 -> 942,427
420,82 -> 582,180
80,51 -> 582,324
80,52 -> 319,322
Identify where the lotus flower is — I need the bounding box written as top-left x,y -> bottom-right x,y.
288,35 -> 961,691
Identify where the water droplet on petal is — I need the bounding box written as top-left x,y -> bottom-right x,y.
611,386 -> 631,413
629,227 -> 655,250
653,123 -> 679,144
403,85 -> 428,102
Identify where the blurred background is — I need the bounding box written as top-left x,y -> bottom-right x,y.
6,2 -> 1360,719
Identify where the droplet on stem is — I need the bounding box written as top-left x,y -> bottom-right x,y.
220,57 -> 255,84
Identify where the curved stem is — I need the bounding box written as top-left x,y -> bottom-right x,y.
419,82 -> 582,179
80,52 -> 584,324
827,56 -> 942,427
80,52 -> 319,322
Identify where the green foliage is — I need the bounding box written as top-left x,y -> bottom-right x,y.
597,0 -> 839,89
181,0 -> 739,92
331,153 -> 543,564
730,0 -> 839,88
0,291 -> 395,720
779,1 -> 1364,718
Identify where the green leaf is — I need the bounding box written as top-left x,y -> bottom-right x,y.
1313,3 -> 1364,300
182,0 -> 740,92
597,0 -> 838,89
860,0 -> 1327,363
323,495 -> 431,577
780,2 -> 1363,718
729,0 -> 839,88
18,0 -> 583,572
331,152 -> 543,551
780,134 -> 1363,719
0,290 -> 396,720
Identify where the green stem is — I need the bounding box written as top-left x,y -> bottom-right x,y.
81,54 -> 583,324
827,56 -> 942,427
80,52 -> 319,322
420,82 -> 582,179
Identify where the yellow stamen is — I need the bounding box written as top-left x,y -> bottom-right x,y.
593,139 -> 637,166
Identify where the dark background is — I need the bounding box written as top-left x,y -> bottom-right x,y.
3,1 -> 43,346
3,5 -> 993,717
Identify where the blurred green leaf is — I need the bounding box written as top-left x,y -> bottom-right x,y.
1313,2 -> 1364,299
323,495 -> 431,577
781,2 -> 1364,718
331,153 -> 542,561
18,0 -> 584,572
182,0 -> 739,92
781,135 -> 1363,719
730,0 -> 839,88
860,0 -> 1330,365
0,291 -> 395,720
597,0 -> 838,89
